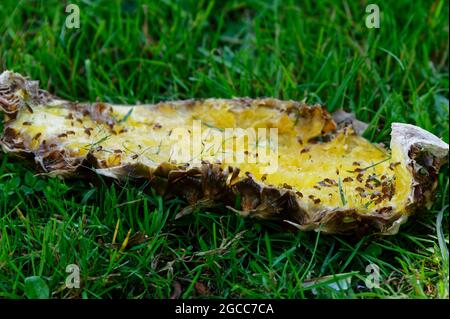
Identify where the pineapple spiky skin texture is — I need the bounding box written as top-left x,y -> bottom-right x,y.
1,70 -> 448,235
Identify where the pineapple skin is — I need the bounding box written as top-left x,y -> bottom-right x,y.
1,70 -> 448,235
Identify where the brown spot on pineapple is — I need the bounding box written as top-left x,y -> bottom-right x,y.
389,162 -> 401,170
84,128 -> 93,136
300,148 -> 310,154
356,173 -> 364,183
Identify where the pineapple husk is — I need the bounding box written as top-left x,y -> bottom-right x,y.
1,70 -> 448,235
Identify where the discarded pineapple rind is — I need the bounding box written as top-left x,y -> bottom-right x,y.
1,70 -> 448,235
391,123 -> 449,211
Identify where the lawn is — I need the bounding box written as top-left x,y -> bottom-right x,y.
0,0 -> 448,299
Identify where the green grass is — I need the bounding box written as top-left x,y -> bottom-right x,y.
0,0 -> 448,299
